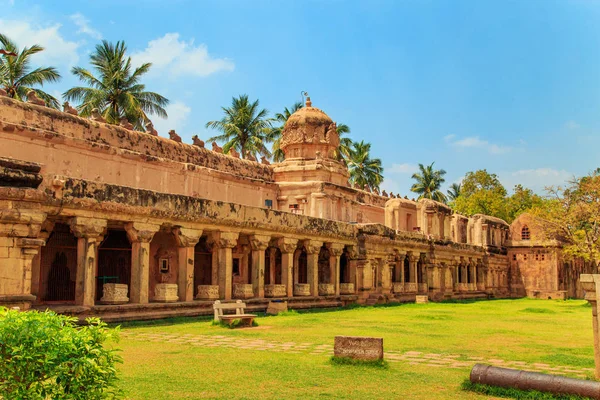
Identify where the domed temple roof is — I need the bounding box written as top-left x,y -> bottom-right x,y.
279,97 -> 340,159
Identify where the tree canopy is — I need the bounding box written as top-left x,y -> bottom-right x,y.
346,140 -> 384,191
530,171 -> 600,262
206,94 -> 272,159
410,162 -> 447,202
0,33 -> 61,108
453,169 -> 544,223
64,40 -> 168,130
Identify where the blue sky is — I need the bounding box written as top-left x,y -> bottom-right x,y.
2,0 -> 599,196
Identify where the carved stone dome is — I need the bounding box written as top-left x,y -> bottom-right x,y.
279,97 -> 340,160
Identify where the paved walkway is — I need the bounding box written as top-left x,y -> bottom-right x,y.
121,331 -> 593,378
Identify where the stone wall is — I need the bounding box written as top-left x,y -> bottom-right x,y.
0,97 -> 277,210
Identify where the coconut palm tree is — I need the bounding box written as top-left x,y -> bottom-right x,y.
63,41 -> 168,130
268,101 -> 303,162
336,123 -> 352,161
346,140 -> 384,190
206,94 -> 272,159
447,182 -> 462,201
0,34 -> 61,108
410,162 -> 447,202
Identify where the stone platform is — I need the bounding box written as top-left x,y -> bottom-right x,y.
33,295 -> 359,323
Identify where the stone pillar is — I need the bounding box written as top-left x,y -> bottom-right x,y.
212,231 -> 239,300
412,258 -> 418,284
70,217 -> 107,308
581,275 -> 600,378
327,243 -> 345,296
250,234 -> 270,298
172,227 -> 202,302
304,240 -> 322,296
461,264 -> 468,286
125,222 -> 159,304
278,238 -> 297,297
269,247 -> 276,284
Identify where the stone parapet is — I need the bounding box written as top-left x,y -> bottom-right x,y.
0,97 -> 274,182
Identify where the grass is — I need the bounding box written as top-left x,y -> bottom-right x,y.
330,356 -> 389,369
114,298 -> 596,399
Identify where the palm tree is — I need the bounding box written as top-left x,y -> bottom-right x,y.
346,140 -> 384,190
63,41 -> 168,130
0,33 -> 61,108
410,162 -> 447,202
268,101 -> 303,162
206,94 -> 272,160
336,123 -> 352,161
447,183 -> 461,201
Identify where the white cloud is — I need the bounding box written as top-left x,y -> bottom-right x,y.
388,163 -> 418,174
70,13 -> 102,40
443,134 -> 456,142
151,101 -> 191,138
565,120 -> 580,130
502,168 -> 573,194
0,19 -> 79,66
446,135 -> 512,155
131,33 -> 234,77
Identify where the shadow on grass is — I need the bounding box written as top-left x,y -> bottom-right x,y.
330,356 -> 389,369
461,380 -> 592,400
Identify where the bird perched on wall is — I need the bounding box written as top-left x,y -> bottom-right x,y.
212,142 -> 223,153
91,108 -> 106,123
382,190 -> 388,197
119,117 -> 133,130
26,90 -> 45,106
192,135 -> 205,148
145,121 -> 158,136
260,156 -> 271,165
229,148 -> 240,158
119,117 -> 134,130
168,129 -> 182,143
62,101 -> 78,116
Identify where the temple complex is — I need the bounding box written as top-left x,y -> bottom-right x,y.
0,95 -> 589,321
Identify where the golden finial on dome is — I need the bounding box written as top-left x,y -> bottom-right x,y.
306,96 -> 312,107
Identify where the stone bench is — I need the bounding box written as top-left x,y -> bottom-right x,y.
213,300 -> 256,327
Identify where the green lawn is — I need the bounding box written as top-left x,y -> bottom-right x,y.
115,299 -> 596,399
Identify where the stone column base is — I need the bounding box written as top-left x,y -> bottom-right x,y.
264,284 -> 287,298
294,283 -> 311,297
392,283 -> 404,293
100,283 -> 129,304
318,283 -> 335,296
233,283 -> 254,299
340,283 -> 355,294
196,285 -> 220,300
154,283 -> 179,302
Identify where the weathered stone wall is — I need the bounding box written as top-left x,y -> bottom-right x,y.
0,97 -> 278,209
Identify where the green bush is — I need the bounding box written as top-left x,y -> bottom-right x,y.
0,307 -> 122,399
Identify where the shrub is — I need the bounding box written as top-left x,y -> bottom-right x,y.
0,307 -> 122,399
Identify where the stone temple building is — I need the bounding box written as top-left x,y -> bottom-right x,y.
0,95 -> 589,321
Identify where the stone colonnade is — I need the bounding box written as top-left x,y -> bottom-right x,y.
356,250 -> 494,299
31,216 -> 353,307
